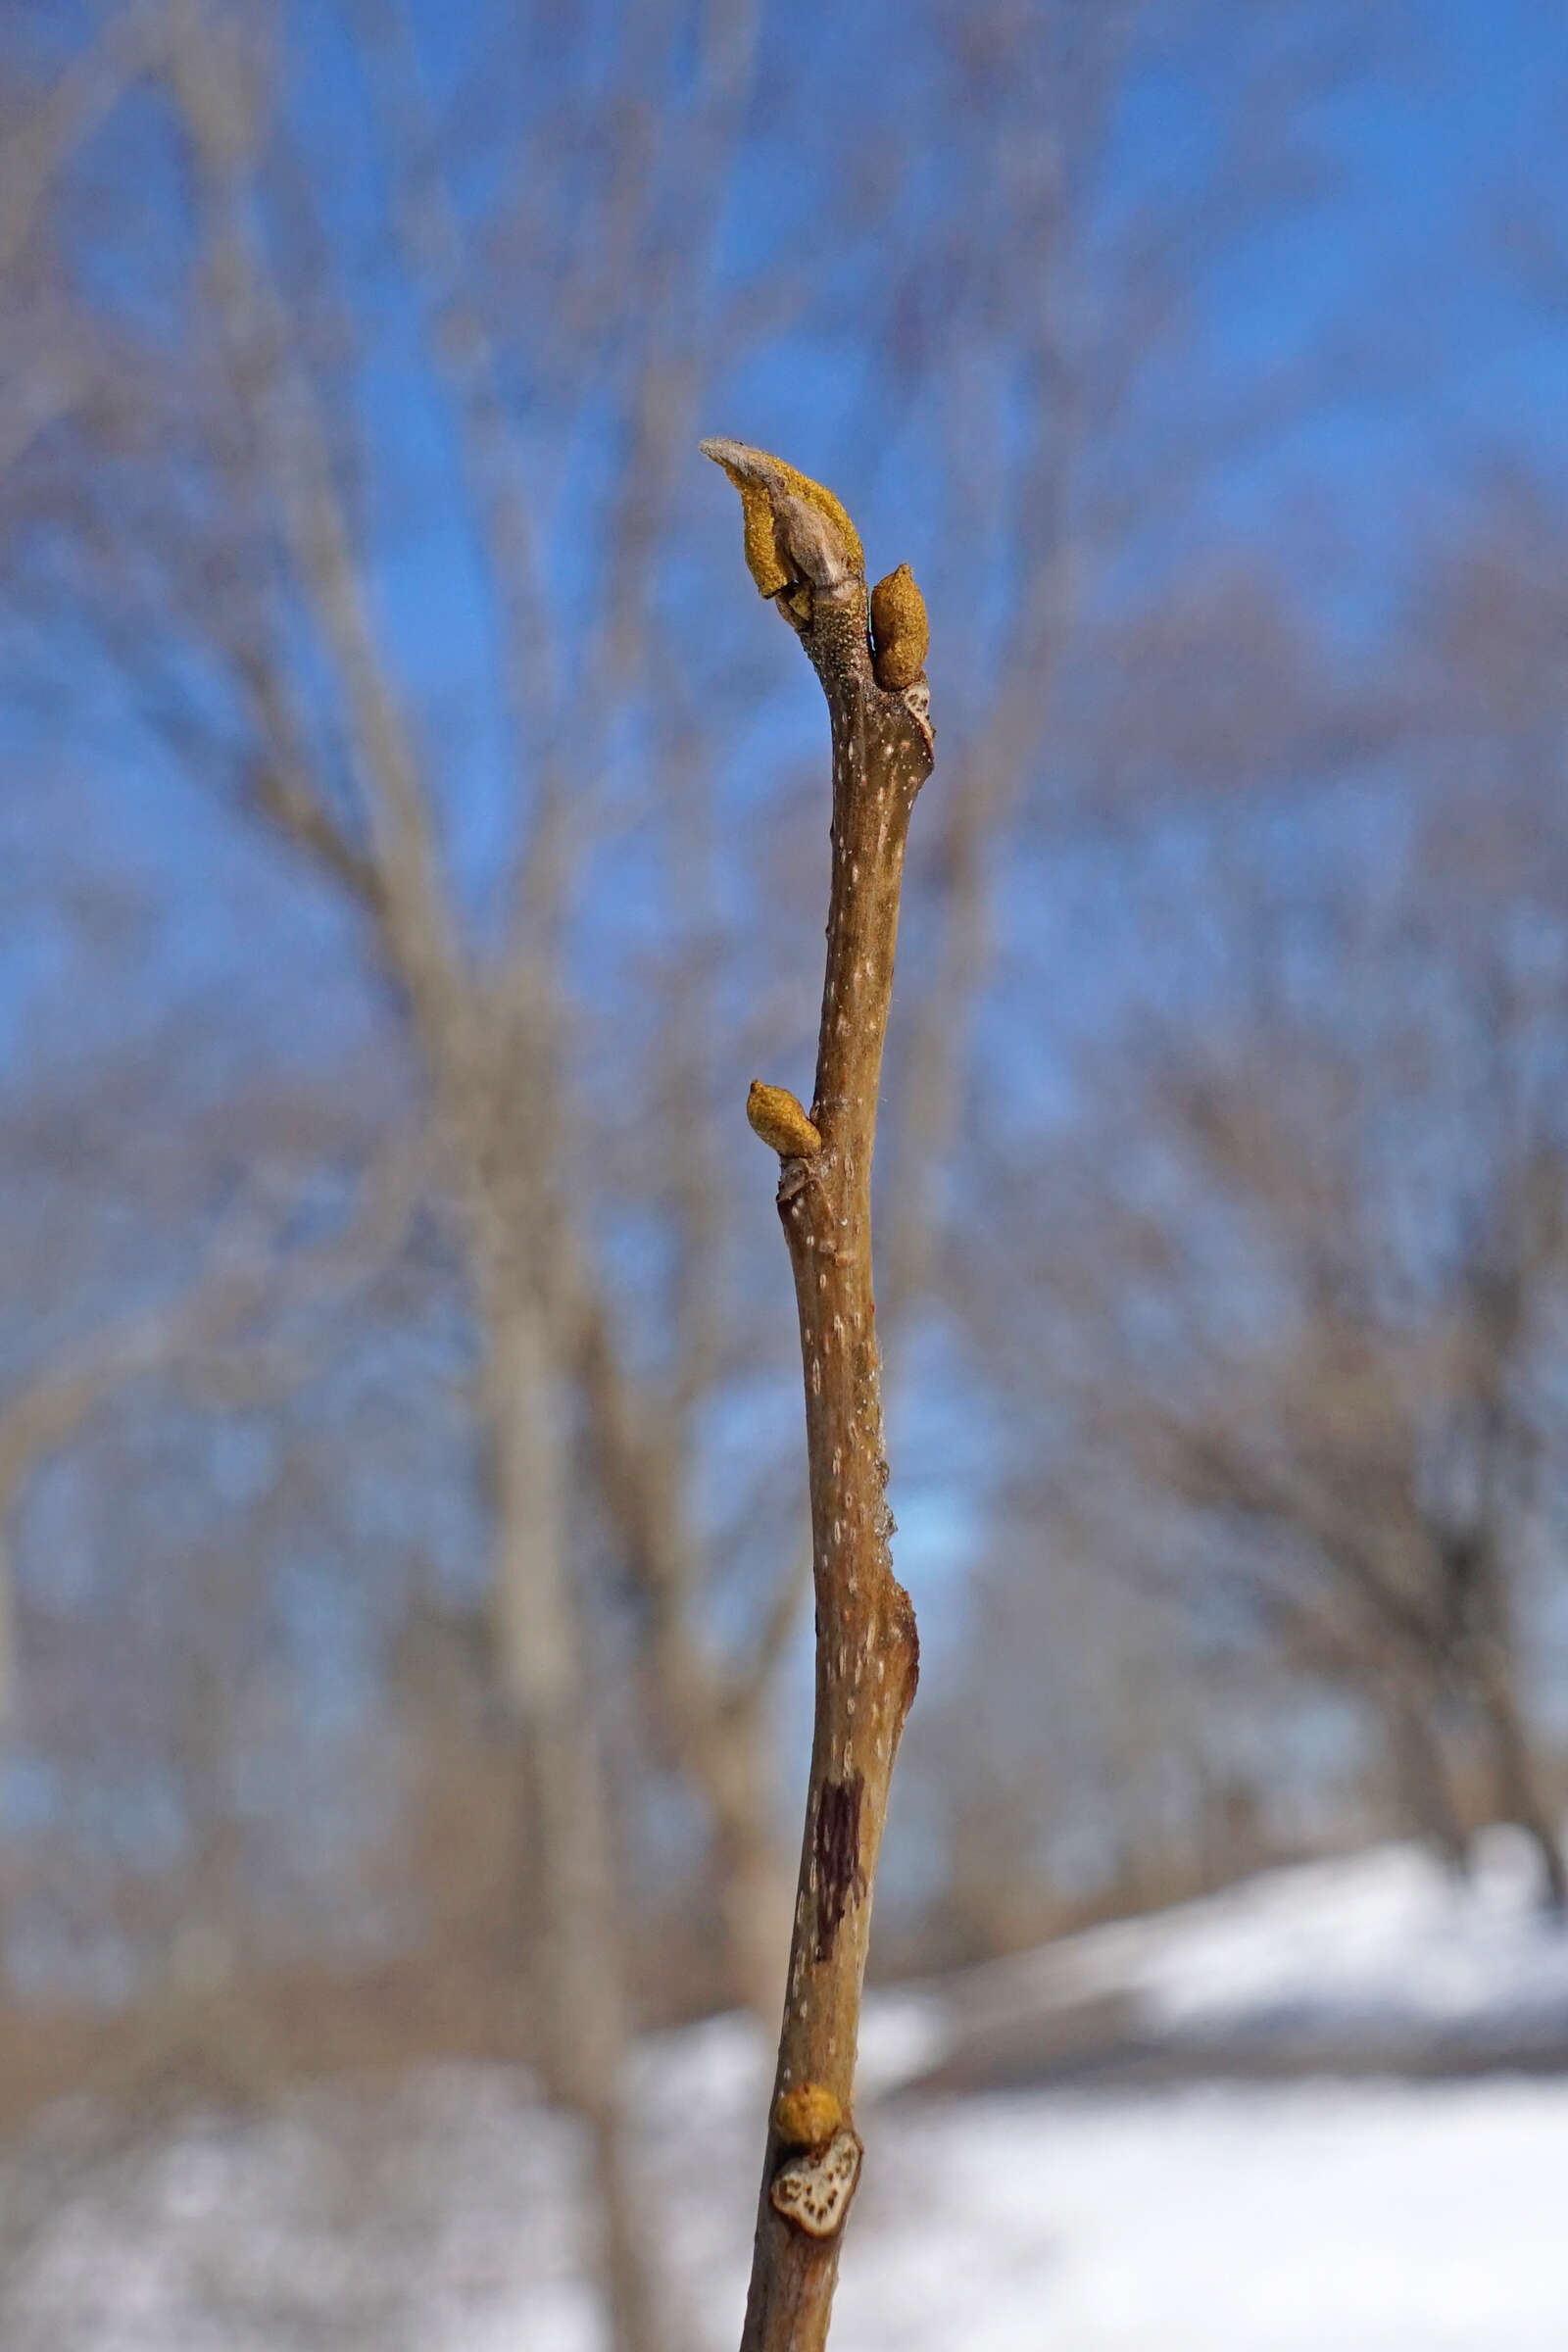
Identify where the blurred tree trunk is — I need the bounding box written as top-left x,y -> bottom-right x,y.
568,1274 -> 797,2022
486,1295 -> 623,2085
484,1291 -> 662,2346
698,1702 -> 797,2028
1386,1673 -> 1469,1876
1470,1615 -> 1567,1912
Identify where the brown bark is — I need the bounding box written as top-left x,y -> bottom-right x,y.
703,441 -> 933,2352
1387,1676 -> 1469,1876
1477,1648 -> 1568,1913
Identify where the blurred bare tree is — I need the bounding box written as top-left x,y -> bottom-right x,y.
945,486 -> 1568,1921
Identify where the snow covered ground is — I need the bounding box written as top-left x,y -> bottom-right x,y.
932,1825 -> 1568,2082
636,1983 -> 1568,2352
805,2078 -> 1568,2352
5,1839 -> 1567,2350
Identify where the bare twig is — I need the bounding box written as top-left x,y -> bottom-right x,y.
704,439 -> 933,2352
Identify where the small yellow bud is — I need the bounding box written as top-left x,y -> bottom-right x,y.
773,2081 -> 844,2148
869,563 -> 929,691
747,1081 -> 822,1158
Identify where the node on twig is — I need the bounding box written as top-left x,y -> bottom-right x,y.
773,2081 -> 845,2148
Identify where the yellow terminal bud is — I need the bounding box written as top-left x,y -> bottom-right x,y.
869,563 -> 929,691
729,471 -> 794,601
702,440 -> 864,598
773,2081 -> 845,2148
747,1080 -> 822,1158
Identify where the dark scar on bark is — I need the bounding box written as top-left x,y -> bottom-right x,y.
812,1774 -> 867,1962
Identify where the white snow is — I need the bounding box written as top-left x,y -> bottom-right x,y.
827,2080 -> 1568,2352
6,1840 -> 1568,2350
941,1828 -> 1568,2065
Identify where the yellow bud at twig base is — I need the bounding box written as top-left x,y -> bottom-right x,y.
869,563 -> 929,690
747,1081 -> 822,1158
773,2081 -> 844,2148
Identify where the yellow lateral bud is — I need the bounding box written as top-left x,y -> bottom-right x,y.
773,2081 -> 845,2148
747,1081 -> 822,1158
870,563 -> 930,690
